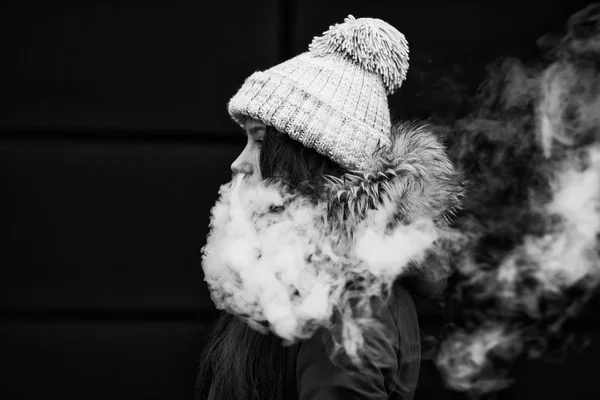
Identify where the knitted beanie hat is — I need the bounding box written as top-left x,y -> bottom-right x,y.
228,15 -> 410,171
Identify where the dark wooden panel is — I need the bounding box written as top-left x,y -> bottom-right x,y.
1,319 -> 598,400
0,137 -> 242,311
0,0 -> 281,131
0,319 -> 216,400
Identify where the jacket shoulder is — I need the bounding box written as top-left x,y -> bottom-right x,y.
287,286 -> 421,400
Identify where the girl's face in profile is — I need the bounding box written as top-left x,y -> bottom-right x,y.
230,118 -> 266,185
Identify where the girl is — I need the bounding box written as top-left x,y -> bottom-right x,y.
196,15 -> 461,400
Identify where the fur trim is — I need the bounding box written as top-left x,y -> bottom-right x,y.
324,121 -> 462,234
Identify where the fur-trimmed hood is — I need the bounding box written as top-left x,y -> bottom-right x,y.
322,120 -> 461,235
201,120 -> 462,361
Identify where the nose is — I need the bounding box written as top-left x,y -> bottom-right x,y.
230,148 -> 254,176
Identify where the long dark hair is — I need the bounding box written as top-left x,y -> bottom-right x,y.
259,126 -> 345,185
194,126 -> 346,400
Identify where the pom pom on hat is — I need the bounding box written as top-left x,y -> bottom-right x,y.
309,15 -> 410,95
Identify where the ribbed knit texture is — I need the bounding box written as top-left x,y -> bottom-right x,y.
228,16 -> 409,171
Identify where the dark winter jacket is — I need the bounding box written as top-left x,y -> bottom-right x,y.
277,121 -> 459,399
283,282 -> 420,400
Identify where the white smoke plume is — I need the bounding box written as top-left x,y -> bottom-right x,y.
435,3 -> 600,395
201,172 -> 442,363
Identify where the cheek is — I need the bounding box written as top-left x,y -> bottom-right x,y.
252,145 -> 262,176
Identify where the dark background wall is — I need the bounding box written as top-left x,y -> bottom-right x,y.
1,1 -> 598,399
